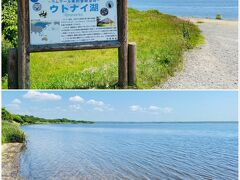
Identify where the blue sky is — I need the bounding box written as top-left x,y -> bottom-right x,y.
2,90 -> 238,122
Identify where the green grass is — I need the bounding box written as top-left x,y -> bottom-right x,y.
3,8 -> 203,89
2,121 -> 26,144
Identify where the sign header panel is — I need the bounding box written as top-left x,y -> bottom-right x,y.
29,0 -> 118,45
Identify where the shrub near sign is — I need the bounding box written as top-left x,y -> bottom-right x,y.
29,0 -> 118,45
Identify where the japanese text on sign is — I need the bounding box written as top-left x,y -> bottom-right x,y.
29,0 -> 118,45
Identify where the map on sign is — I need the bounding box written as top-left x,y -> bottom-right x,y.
29,0 -> 118,45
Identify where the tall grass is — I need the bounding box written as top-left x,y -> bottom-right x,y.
2,121 -> 26,144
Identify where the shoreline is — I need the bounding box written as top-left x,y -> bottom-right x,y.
2,143 -> 24,180
180,17 -> 238,24
179,15 -> 238,21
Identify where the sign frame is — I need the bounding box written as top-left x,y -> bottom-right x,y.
30,41 -> 121,52
17,0 -> 128,89
28,0 -> 121,52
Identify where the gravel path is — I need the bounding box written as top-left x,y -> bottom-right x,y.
162,18 -> 238,89
2,143 -> 24,180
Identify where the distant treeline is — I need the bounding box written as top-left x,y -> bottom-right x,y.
2,107 -> 94,125
2,108 -> 94,143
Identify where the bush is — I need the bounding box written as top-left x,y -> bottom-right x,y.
182,22 -> 191,48
2,107 -> 24,124
2,0 -> 18,46
2,121 -> 26,144
2,0 -> 18,78
12,114 -> 24,124
2,107 -> 13,122
216,14 -> 222,20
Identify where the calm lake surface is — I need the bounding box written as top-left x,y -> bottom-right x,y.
20,122 -> 238,180
128,0 -> 238,19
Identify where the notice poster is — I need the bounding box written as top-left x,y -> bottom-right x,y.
29,0 -> 118,45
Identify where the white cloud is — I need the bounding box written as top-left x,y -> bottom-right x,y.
12,98 -> 21,104
129,105 -> 173,114
6,99 -> 22,110
129,105 -> 143,112
23,91 -> 61,101
148,106 -> 160,111
87,99 -> 104,106
148,106 -> 173,114
87,99 -> 113,111
69,95 -> 85,103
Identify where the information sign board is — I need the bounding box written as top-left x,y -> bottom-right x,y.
29,0 -> 118,45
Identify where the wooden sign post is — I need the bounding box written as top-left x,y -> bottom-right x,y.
117,0 -> 128,88
18,0 -> 30,89
9,0 -> 135,89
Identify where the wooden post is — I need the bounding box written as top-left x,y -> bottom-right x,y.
8,48 -> 18,89
128,42 -> 136,86
117,0 -> 128,88
18,0 -> 30,89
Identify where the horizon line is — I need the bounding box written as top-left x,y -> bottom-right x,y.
92,121 -> 237,123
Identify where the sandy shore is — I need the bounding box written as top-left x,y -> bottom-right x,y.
2,143 -> 24,180
162,18 -> 238,89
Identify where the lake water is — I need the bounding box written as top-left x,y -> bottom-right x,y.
128,0 -> 238,20
20,122 -> 238,180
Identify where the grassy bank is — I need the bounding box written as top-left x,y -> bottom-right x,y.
2,8 -> 203,89
1,108 -> 94,143
2,121 -> 26,144
2,108 -> 26,144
